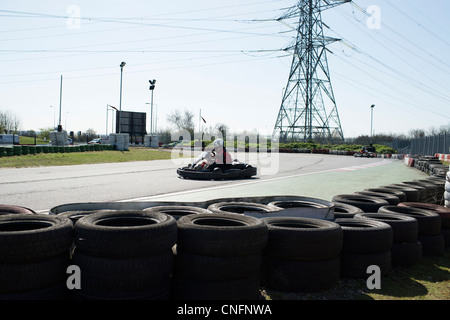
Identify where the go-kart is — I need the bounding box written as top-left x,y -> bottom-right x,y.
354,149 -> 377,158
177,151 -> 257,180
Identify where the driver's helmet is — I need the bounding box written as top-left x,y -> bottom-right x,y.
213,139 -> 224,149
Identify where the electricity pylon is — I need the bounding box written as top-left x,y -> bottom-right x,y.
273,0 -> 350,143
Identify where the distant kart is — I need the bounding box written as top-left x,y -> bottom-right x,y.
177,151 -> 257,180
354,150 -> 377,158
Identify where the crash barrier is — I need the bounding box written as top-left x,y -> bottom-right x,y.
72,211 -> 176,300
404,155 -> 448,178
446,168 -> 450,208
0,144 -> 114,157
1,176 -> 449,300
435,154 -> 450,162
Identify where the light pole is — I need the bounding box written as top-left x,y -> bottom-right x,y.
58,75 -> 63,132
107,104 -> 119,134
149,79 -> 156,134
370,104 -> 375,143
119,62 -> 126,134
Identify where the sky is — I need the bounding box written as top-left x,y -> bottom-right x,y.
1,0 -> 449,139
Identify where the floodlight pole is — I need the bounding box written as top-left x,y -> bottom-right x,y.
58,75 -> 63,132
149,79 -> 156,134
119,62 -> 126,134
370,104 -> 375,143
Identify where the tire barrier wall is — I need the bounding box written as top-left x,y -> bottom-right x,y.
2,165 -> 449,299
446,169 -> 450,208
72,210 -> 177,300
0,215 -> 73,300
0,144 -> 114,157
172,213 -> 267,300
50,195 -> 335,221
260,217 -> 342,292
334,218 -> 393,279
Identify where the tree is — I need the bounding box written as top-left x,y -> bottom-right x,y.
0,109 -> 21,134
39,127 -> 53,141
167,109 -> 195,136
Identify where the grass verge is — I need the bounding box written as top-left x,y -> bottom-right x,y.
261,249 -> 450,300
0,147 -> 175,168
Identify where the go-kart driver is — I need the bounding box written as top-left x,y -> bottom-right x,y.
194,138 -> 232,170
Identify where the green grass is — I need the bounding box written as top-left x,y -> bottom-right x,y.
0,147 -> 175,168
262,249 -> 450,300
19,136 -> 50,145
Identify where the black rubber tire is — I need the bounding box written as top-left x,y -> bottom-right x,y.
441,228 -> 450,247
176,213 -> 268,257
173,249 -> 261,281
390,241 -> 422,267
0,204 -> 36,216
0,214 -> 73,263
383,185 -> 420,202
395,182 -> 427,201
72,250 -> 173,293
334,218 -> 393,254
355,191 -> 400,205
418,234 -> 445,256
144,205 -> 211,220
207,202 -> 276,215
364,188 -> 407,203
398,202 -> 450,229
74,210 -> 177,258
261,217 -> 343,261
0,253 -> 70,293
332,202 -> 364,219
378,206 -> 441,236
340,251 -> 391,279
59,209 -> 118,224
331,194 -> 390,213
260,256 -> 340,293
171,274 -> 261,300
353,213 -> 418,243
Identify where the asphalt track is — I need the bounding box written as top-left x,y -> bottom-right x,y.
0,153 -> 428,213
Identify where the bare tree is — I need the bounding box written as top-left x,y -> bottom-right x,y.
0,109 -> 21,134
167,109 -> 195,136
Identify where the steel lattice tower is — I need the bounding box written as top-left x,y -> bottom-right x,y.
273,0 -> 350,143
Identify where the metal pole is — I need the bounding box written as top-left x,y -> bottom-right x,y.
58,75 -> 63,132
150,89 -> 154,134
106,104 -> 108,136
119,62 -> 126,134
370,104 -> 375,143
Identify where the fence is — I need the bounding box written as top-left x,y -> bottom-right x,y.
389,133 -> 450,156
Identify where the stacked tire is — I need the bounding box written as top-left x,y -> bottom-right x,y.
260,217 -> 343,292
334,218 -> 393,279
364,188 -> 407,203
353,213 -> 421,267
0,204 -> 36,215
378,206 -> 444,256
383,184 -> 421,202
398,202 -> 450,249
332,202 -> 364,219
144,205 -> 212,220
207,201 -> 278,215
172,213 -> 267,300
0,214 -> 73,299
72,210 -> 177,300
331,194 -> 389,213
446,169 -> 450,208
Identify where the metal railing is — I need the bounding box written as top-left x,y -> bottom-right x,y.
389,133 -> 450,156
